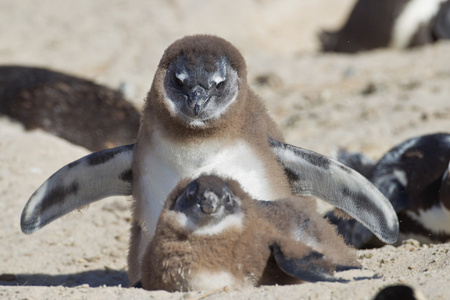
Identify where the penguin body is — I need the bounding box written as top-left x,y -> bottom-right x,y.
320,0 -> 450,53
0,65 -> 139,151
333,133 -> 450,247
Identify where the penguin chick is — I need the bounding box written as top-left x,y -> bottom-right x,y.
141,175 -> 359,292
332,132 -> 450,247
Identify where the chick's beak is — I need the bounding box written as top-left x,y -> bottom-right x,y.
201,191 -> 219,214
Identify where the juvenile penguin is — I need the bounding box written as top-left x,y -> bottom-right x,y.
128,34 -> 292,282
0,65 -> 140,151
20,35 -> 398,285
331,133 -> 450,247
141,175 -> 359,292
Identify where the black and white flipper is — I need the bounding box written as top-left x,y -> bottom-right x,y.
271,243 -> 356,283
20,145 -> 134,234
269,138 -> 399,245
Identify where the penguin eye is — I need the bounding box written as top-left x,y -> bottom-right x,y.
173,74 -> 185,87
223,189 -> 235,212
222,184 -> 234,205
185,180 -> 199,202
215,80 -> 225,90
186,189 -> 196,203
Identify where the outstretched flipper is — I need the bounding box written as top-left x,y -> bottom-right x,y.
269,138 -> 399,244
270,243 -> 356,283
21,145 -> 134,234
22,138 -> 400,244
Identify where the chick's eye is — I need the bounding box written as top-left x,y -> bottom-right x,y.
215,80 -> 225,90
185,181 -> 199,202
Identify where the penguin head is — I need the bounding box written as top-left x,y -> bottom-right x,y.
164,53 -> 240,127
153,35 -> 247,129
172,175 -> 242,231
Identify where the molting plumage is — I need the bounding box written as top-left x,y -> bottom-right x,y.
130,34 -> 292,283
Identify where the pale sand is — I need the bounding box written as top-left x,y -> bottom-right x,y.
1,1 -> 449,299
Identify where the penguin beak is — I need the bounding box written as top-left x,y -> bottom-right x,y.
201,191 -> 219,214
189,85 -> 210,116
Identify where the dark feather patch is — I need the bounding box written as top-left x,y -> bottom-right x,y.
119,169 -> 133,183
271,243 -> 347,283
21,182 -> 80,233
87,144 -> 134,166
40,182 -> 80,213
21,144 -> 134,234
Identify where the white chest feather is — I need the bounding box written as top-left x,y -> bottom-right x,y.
135,132 -> 279,239
189,270 -> 240,291
406,202 -> 450,236
390,0 -> 446,48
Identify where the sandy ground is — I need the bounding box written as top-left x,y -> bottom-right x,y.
1,0 -> 450,299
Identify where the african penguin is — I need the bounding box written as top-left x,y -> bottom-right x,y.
331,133 -> 450,247
128,34 -> 294,283
320,0 -> 450,53
0,65 -> 140,151
140,175 -> 359,292
20,35 -> 398,285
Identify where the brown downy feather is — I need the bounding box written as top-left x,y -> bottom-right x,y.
141,175 -> 358,291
